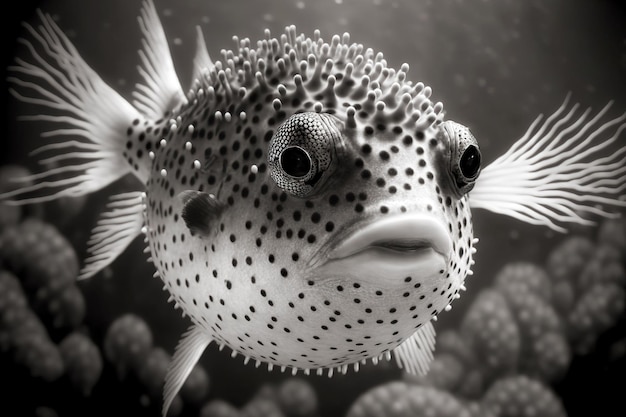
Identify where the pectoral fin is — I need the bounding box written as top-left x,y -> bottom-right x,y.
79,192 -> 145,280
179,190 -> 225,237
470,95 -> 626,232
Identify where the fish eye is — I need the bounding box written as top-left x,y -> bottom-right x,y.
268,112 -> 344,198
439,120 -> 482,195
280,146 -> 312,178
459,145 -> 481,179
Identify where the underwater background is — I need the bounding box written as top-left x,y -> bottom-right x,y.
1,0 -> 625,416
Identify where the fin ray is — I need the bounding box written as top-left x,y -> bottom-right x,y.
471,97 -> 626,232
132,0 -> 185,119
190,26 -> 214,85
78,192 -> 145,280
163,325 -> 212,417
393,321 -> 436,375
3,10 -> 148,205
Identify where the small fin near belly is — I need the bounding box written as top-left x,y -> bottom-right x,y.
163,325 -> 212,417
392,321 -> 436,375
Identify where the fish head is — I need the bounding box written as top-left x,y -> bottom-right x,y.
241,108 -> 482,367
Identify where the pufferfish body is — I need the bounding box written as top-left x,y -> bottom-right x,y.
145,28 -> 479,368
3,0 -> 625,415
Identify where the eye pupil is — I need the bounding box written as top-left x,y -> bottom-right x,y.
460,145 -> 481,178
280,146 -> 311,178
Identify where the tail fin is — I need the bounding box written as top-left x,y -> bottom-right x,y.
3,11 -> 146,204
3,0 -> 187,205
470,94 -> 626,232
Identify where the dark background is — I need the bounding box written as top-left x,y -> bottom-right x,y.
2,1 -> 625,416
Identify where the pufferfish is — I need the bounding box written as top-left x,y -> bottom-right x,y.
3,1 -> 625,415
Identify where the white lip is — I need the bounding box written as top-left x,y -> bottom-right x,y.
330,213 -> 452,260
314,214 -> 452,288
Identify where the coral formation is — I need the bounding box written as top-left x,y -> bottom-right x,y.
0,213 -> 101,399
137,347 -> 185,416
195,377 -> 319,417
240,397 -> 285,417
482,376 -> 566,417
248,378 -> 319,417
460,289 -> 520,384
10,308 -> 65,382
103,313 -> 154,377
276,378 -> 318,417
58,332 -> 103,395
346,381 -> 471,417
0,218 -> 85,330
0,270 -> 65,381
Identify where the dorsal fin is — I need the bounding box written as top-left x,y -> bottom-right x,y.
191,26 -> 214,84
132,0 -> 186,119
393,321 -> 436,375
163,325 -> 212,417
79,192 -> 145,279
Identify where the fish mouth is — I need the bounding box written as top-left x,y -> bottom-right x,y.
317,214 -> 452,287
330,213 -> 451,260
334,237 -> 441,258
